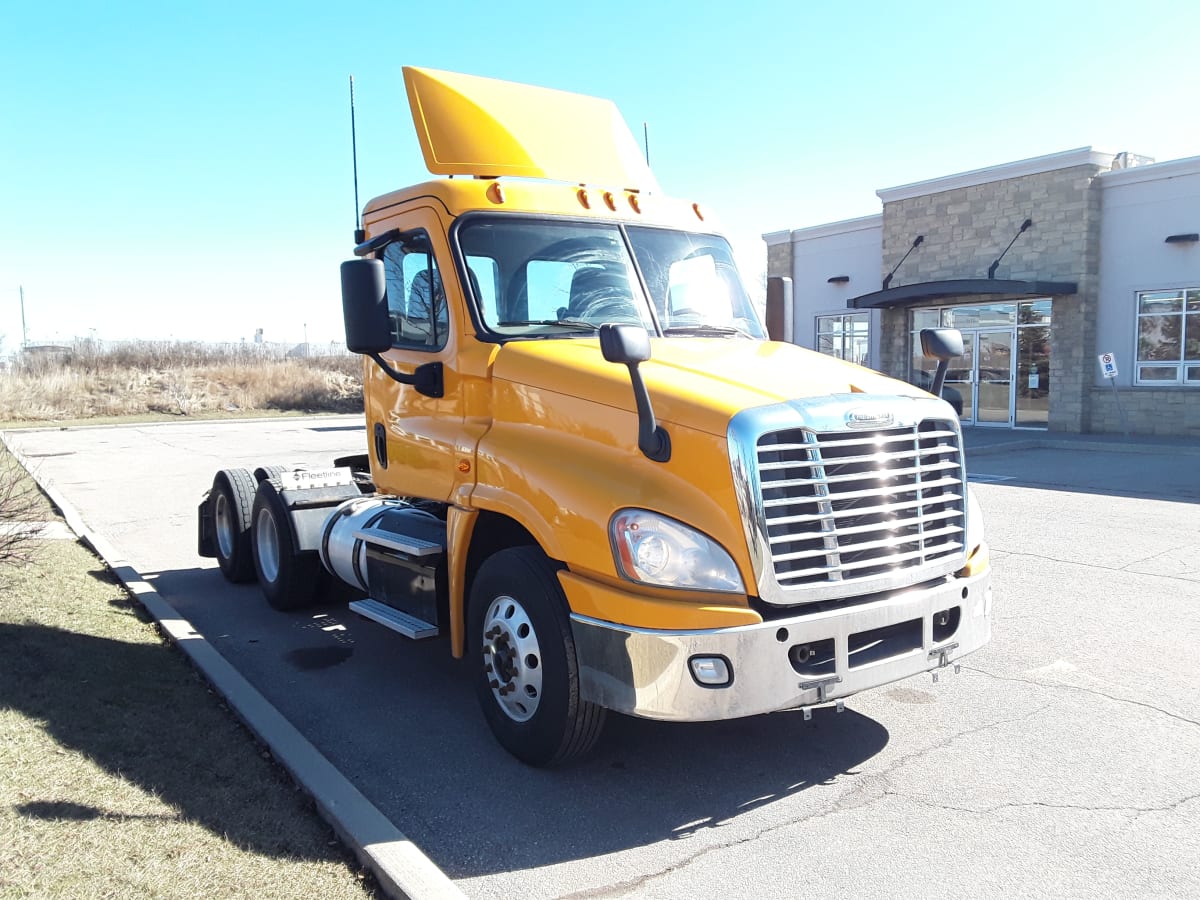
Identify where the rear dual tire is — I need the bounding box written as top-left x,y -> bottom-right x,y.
251,479 -> 322,611
210,468 -> 257,583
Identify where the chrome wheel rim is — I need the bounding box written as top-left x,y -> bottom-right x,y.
482,594 -> 543,722
214,491 -> 235,559
255,507 -> 281,583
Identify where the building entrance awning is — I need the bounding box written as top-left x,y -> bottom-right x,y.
847,279 -> 1078,310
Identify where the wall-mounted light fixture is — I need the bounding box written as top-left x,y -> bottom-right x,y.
988,218 -> 1034,279
1165,233 -> 1199,244
827,275 -> 850,284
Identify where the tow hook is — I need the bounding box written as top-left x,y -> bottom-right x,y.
799,675 -> 843,720
929,642 -> 961,682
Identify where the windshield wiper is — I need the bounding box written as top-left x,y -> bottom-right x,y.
662,324 -> 755,338
498,319 -> 599,332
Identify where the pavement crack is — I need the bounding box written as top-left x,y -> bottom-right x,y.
1117,543 -> 1199,576
991,549 -> 1200,585
963,665 -> 1200,728
887,791 -> 1200,819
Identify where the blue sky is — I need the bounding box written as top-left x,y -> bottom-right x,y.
2,0 -> 1198,348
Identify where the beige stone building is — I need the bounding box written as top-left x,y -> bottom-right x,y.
764,148 -> 1200,436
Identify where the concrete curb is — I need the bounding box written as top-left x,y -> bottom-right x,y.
3,435 -> 464,900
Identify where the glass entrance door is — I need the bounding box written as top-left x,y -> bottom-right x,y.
943,340 -> 974,423
975,329 -> 1015,425
911,300 -> 1051,430
947,329 -> 1015,427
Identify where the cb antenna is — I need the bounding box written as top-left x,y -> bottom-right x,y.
350,75 -> 365,244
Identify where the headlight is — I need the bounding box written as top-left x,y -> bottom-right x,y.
965,486 -> 985,552
609,509 -> 744,594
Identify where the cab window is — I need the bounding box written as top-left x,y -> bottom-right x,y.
381,234 -> 449,350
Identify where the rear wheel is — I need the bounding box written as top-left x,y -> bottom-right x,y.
468,546 -> 606,766
210,468 -> 257,583
251,480 -> 322,611
253,464 -> 289,483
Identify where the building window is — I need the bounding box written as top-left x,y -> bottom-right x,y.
816,313 -> 869,366
1135,289 -> 1200,385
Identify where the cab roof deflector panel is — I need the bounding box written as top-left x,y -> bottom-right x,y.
402,66 -> 660,192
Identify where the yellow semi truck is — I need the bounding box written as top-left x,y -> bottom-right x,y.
198,67 -> 991,766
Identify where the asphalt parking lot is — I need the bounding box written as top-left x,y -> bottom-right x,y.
6,418 -> 1199,899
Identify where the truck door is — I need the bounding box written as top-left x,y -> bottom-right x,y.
364,206 -> 478,503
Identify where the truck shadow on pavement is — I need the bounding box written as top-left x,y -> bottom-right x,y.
404,697 -> 890,878
255,594 -> 894,880
0,617 -> 365,865
87,566 -> 895,880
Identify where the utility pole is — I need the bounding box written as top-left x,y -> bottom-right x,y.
19,285 -> 28,348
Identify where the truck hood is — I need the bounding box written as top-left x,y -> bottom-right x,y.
491,337 -> 935,437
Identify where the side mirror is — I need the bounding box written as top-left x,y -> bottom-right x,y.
339,257 -> 443,398
599,324 -> 669,463
919,327 -> 964,402
920,327 -> 964,361
340,259 -> 392,355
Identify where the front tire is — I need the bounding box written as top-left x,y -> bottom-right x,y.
468,547 -> 606,766
251,480 -> 322,611
210,468 -> 257,583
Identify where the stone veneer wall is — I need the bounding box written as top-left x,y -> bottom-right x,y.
877,164 -> 1107,432
1088,387 -> 1200,437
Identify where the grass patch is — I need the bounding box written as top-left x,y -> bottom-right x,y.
0,523 -> 378,895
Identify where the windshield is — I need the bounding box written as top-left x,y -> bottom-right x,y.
455,216 -> 766,340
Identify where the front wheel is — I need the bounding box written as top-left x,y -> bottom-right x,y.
251,480 -> 322,611
468,547 -> 606,766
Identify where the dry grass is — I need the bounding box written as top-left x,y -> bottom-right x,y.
0,462 -> 378,898
1,341 -> 363,422
0,449 -> 53,571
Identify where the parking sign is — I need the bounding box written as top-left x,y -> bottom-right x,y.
1098,352 -> 1118,379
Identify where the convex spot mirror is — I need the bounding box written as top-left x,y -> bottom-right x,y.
599,322 -> 651,365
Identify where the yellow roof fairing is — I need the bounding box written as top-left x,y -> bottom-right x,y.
402,66 -> 660,193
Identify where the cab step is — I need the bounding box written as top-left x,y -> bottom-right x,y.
353,525 -> 445,558
349,598 -> 439,639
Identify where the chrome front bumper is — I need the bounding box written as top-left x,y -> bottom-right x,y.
571,570 -> 991,721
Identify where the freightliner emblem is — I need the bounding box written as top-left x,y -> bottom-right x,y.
845,408 -> 895,429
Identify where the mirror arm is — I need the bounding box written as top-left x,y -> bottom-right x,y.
367,354 -> 444,398
624,362 -> 671,463
354,228 -> 413,258
930,358 -> 950,399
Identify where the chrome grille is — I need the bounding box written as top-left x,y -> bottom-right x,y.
756,420 -> 965,591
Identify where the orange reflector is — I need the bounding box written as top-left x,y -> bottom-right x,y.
577,188 -> 590,209
487,182 -> 506,204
